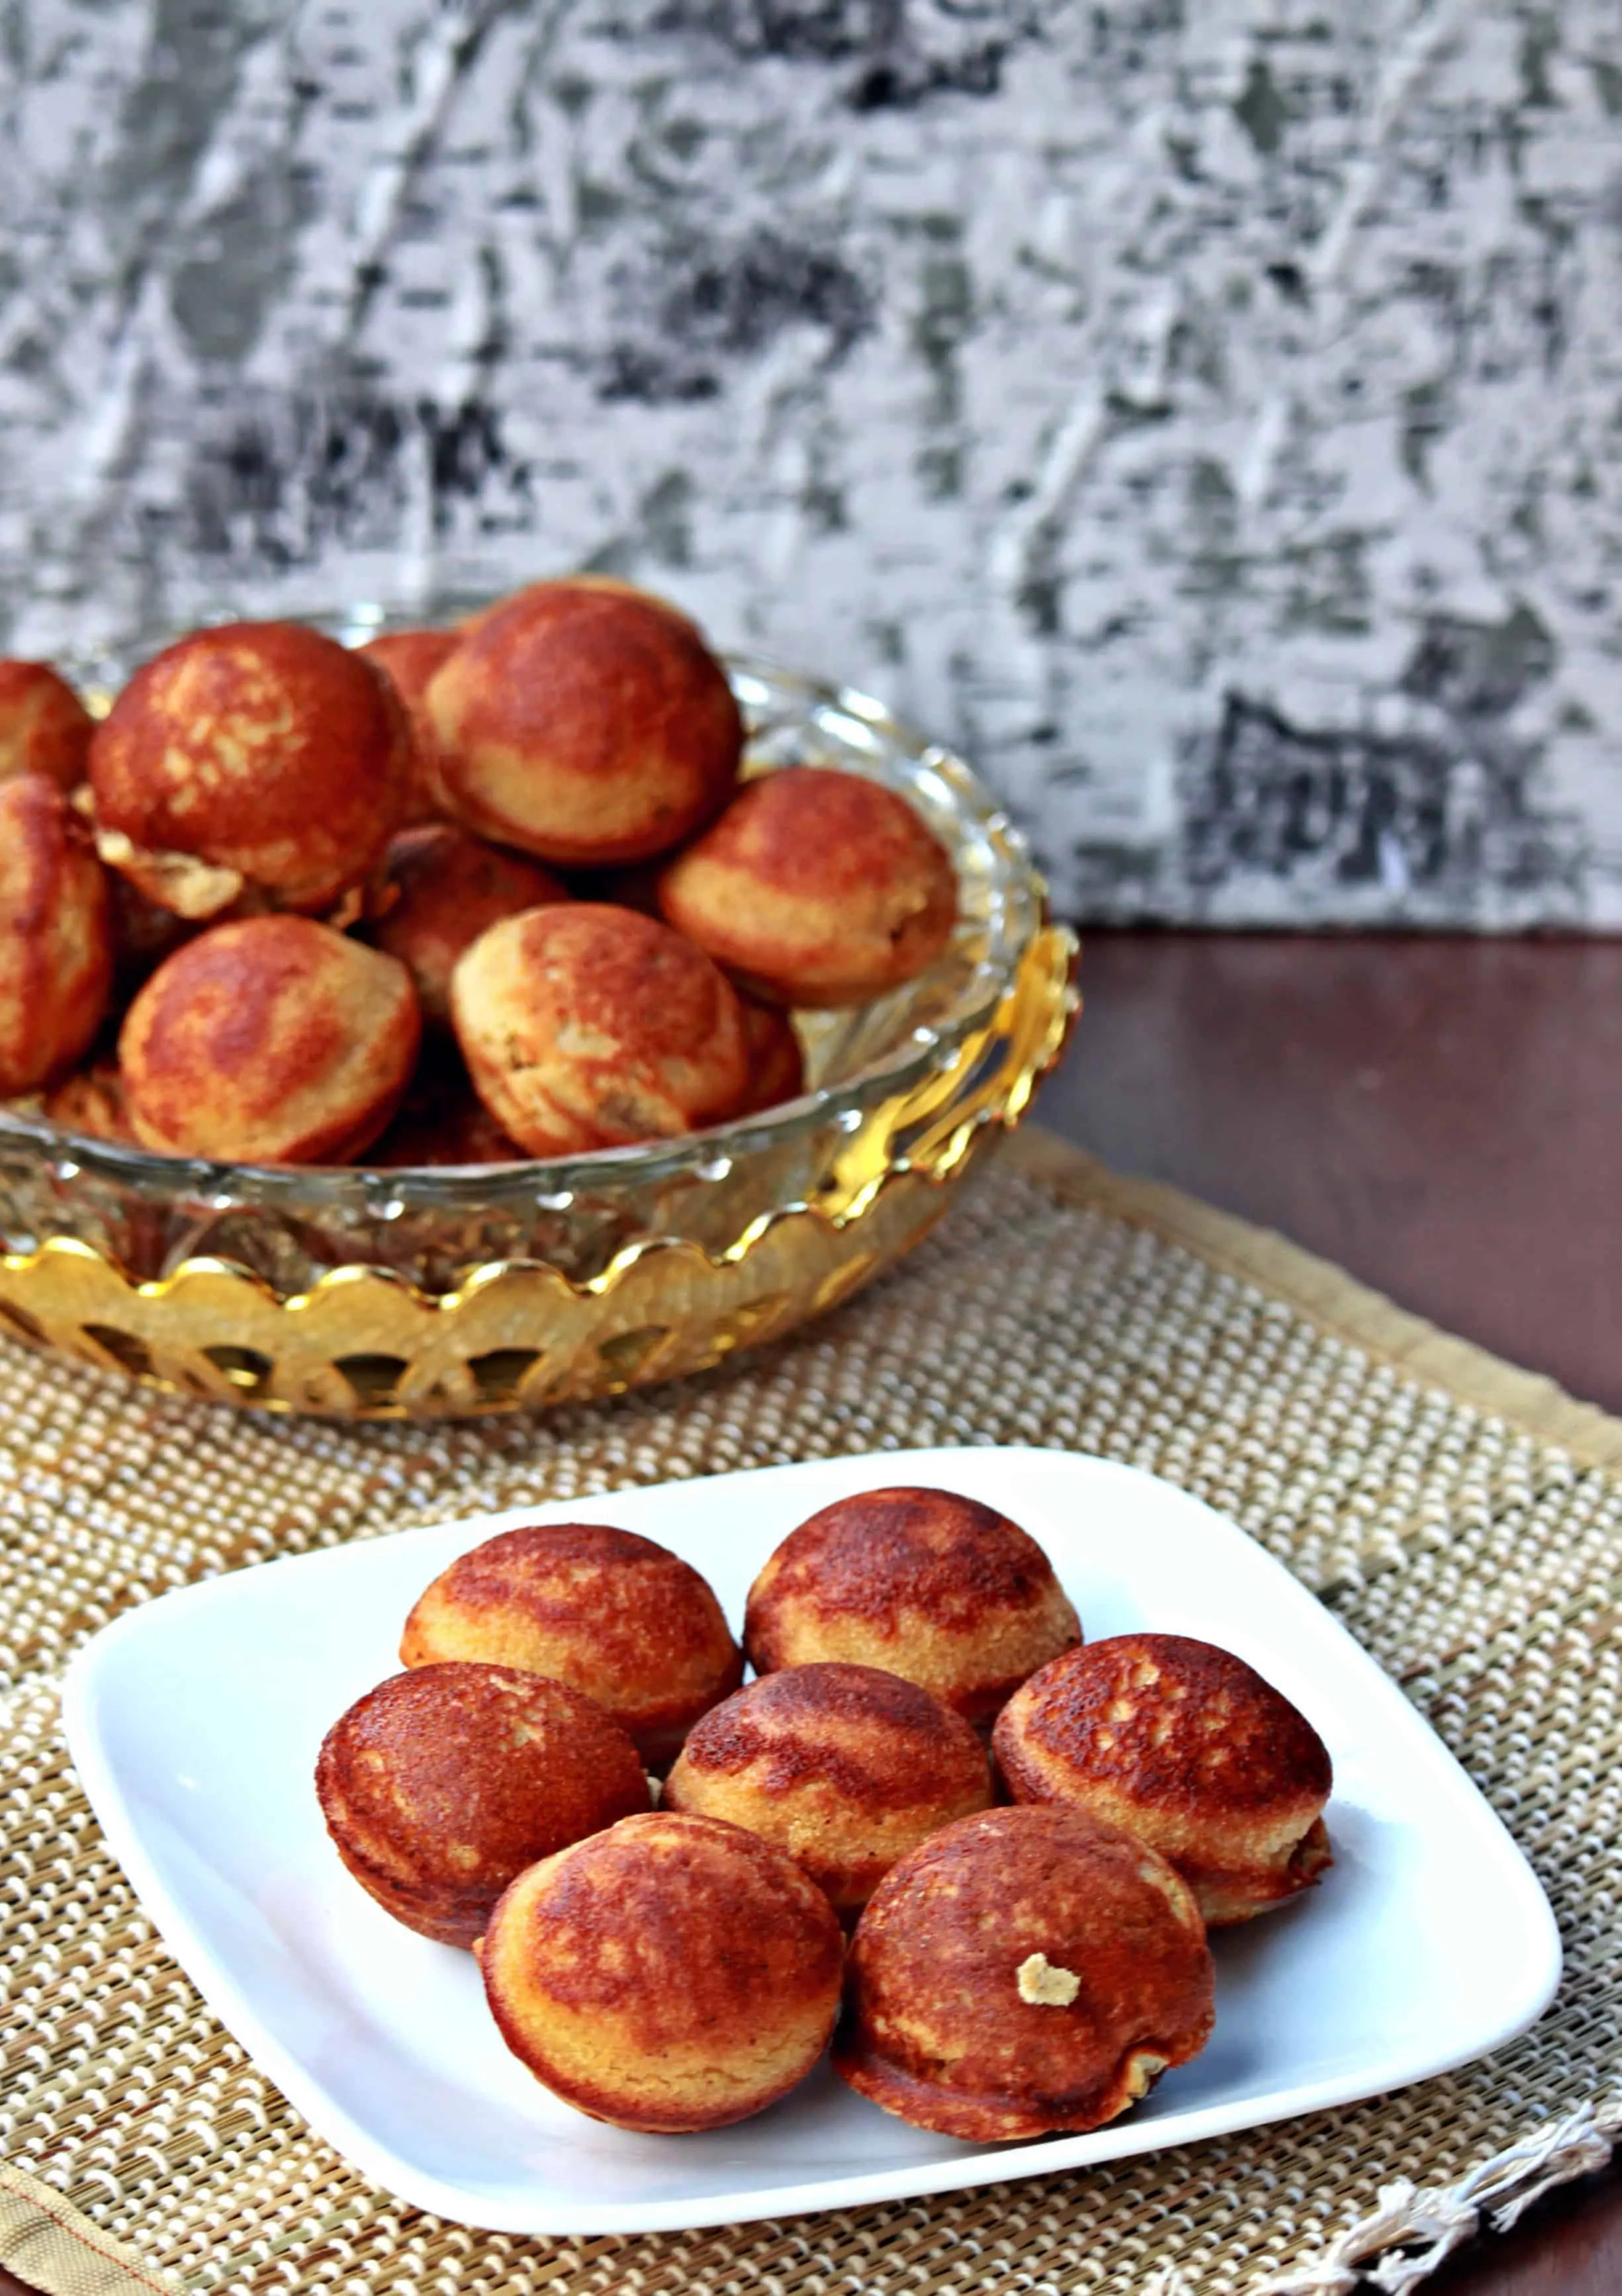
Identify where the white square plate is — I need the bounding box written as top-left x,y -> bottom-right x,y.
62,1446 -> 1559,2236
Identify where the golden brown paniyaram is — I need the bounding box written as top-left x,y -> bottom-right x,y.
656,764 -> 957,1008
834,1803 -> 1215,2140
359,627 -> 463,826
993,1632 -> 1333,1925
373,824 -> 567,1029
315,1662 -> 649,1948
0,660 -> 94,791
88,620 -> 410,921
43,1055 -> 132,1144
0,775 -> 113,1096
735,994 -> 805,1114
663,1661 -> 991,1917
480,1809 -> 844,2131
401,1520 -> 743,1769
425,582 -> 741,866
744,1485 -> 1081,1725
450,901 -> 749,1155
119,915 -> 420,1164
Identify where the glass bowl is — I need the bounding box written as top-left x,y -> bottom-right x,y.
0,642 -> 1078,1417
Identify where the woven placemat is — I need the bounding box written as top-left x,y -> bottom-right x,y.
1,1128 -> 1619,2296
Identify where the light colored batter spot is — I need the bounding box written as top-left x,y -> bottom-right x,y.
1122,2049 -> 1167,2101
1016,1951 -> 1080,2007
447,1842 -> 480,1872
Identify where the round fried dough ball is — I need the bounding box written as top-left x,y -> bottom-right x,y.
656,766 -> 957,1008
402,1521 -> 743,1770
359,627 -> 462,825
89,621 -> 411,919
481,1810 -> 844,2130
834,1805 -> 1215,2140
374,824 -> 568,1028
0,775 -> 114,1095
316,1663 -> 650,1948
0,661 -> 94,791
451,903 -> 749,1155
425,584 -> 741,865
744,1487 -> 1081,1726
120,915 -> 420,1163
664,1663 -> 991,1918
993,1635 -> 1334,1926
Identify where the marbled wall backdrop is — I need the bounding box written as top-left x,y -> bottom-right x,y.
1,0 -> 1619,922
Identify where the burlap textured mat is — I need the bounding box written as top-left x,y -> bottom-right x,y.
1,1129 -> 1619,2296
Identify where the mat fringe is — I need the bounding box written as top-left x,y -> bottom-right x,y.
1250,2099 -> 1621,2292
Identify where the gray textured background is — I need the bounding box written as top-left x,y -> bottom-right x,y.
2,0 -> 1619,923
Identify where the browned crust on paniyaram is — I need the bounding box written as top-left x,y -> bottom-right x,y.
44,1055 -> 132,1143
89,621 -> 411,918
450,902 -> 749,1156
359,627 -> 463,824
458,576 -> 702,642
401,1521 -> 744,1769
735,995 -> 805,1115
480,1809 -> 843,2130
425,585 -> 741,866
373,824 -> 568,1028
664,1662 -> 991,1914
833,1804 -> 1214,2140
993,1634 -> 1334,1926
315,1661 -> 649,1948
656,766 -> 958,1009
107,869 -> 195,993
0,661 -> 94,791
367,1069 -> 526,1167
0,774 -> 114,1095
119,914 -> 421,1164
744,1487 -> 1081,1725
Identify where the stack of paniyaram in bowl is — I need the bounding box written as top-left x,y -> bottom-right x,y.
0,579 -> 960,1165
317,1487 -> 1333,2140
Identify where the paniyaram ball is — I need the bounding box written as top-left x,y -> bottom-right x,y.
993,1634 -> 1333,1925
374,823 -> 568,1029
316,1662 -> 649,1948
425,583 -> 741,867
834,1804 -> 1214,2139
119,914 -> 420,1163
0,774 -> 114,1096
0,660 -> 94,791
402,1520 -> 743,1770
480,1810 -> 844,2131
656,766 -> 956,1008
89,621 -> 410,920
664,1661 -> 991,1917
451,903 -> 748,1155
744,1485 -> 1081,1726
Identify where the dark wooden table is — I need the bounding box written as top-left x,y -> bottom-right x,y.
5,932 -> 1617,2296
